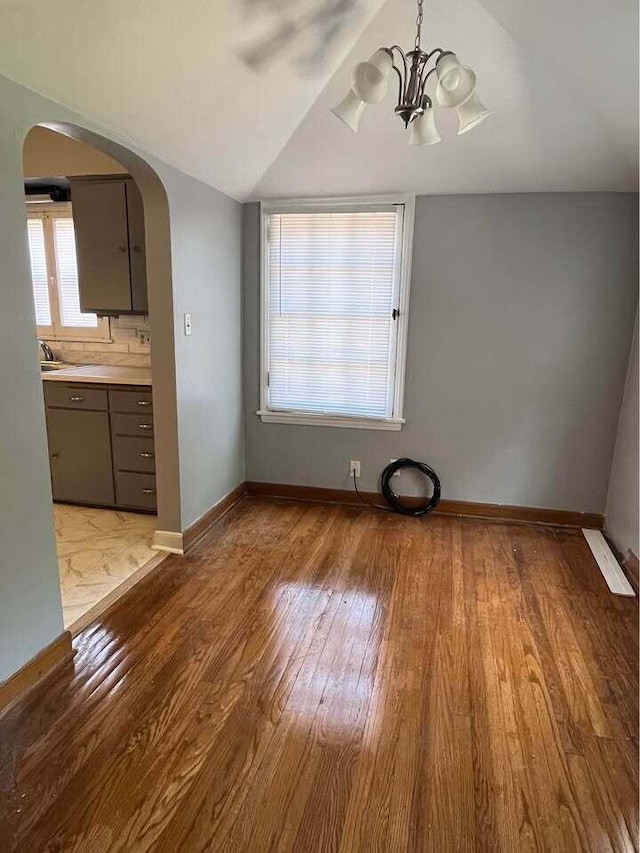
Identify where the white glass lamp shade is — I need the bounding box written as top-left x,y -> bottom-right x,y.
456,92 -> 493,134
408,105 -> 441,146
435,53 -> 477,109
351,49 -> 393,104
331,90 -> 367,132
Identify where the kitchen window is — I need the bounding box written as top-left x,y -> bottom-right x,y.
26,203 -> 110,342
258,196 -> 414,430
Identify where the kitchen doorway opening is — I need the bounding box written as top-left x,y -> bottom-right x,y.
22,124 -> 178,633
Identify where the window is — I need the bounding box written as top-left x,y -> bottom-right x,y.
259,196 -> 414,429
26,203 -> 110,341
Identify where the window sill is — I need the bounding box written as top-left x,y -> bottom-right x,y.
38,321 -> 112,345
40,334 -> 113,344
257,410 -> 405,431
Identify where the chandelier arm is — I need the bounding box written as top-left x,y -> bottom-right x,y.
420,64 -> 440,93
420,48 -> 453,100
387,45 -> 409,104
418,51 -> 431,79
418,64 -> 438,102
387,44 -> 408,71
387,44 -> 409,69
424,47 -> 450,63
391,63 -> 406,107
417,74 -> 429,105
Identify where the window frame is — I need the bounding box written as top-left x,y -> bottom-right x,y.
258,194 -> 415,431
26,202 -> 111,343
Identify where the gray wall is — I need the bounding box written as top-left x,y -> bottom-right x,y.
244,194 -> 639,513
0,74 -> 244,682
163,170 -> 244,528
0,103 -> 64,683
606,315 -> 639,558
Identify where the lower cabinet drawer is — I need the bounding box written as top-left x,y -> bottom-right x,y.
45,384 -> 108,411
112,436 -> 156,473
111,412 -> 154,437
109,388 -> 153,414
115,471 -> 157,511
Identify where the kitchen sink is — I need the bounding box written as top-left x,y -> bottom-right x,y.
40,362 -> 69,372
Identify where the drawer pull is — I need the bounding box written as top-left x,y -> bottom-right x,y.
137,400 -> 152,406
138,423 -> 153,430
139,451 -> 155,459
69,396 -> 84,402
142,488 -> 156,495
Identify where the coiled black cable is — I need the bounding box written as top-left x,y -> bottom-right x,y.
353,457 -> 441,517
381,458 -> 441,516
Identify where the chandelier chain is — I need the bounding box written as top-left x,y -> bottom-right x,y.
415,0 -> 424,50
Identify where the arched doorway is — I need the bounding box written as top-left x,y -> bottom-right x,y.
20,123 -> 182,630
34,121 -> 181,535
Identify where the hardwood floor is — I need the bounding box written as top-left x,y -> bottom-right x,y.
0,498 -> 637,852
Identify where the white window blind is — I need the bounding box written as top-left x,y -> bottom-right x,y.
265,207 -> 403,420
27,218 -> 52,326
26,204 -> 107,341
53,218 -> 97,328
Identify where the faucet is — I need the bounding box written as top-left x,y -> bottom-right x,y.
39,340 -> 55,362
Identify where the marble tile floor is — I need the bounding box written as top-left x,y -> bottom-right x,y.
53,504 -> 163,630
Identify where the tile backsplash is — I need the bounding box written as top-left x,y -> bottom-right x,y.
44,316 -> 151,368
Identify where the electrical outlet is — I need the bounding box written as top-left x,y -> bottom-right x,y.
137,329 -> 151,347
350,460 -> 361,478
389,458 -> 401,477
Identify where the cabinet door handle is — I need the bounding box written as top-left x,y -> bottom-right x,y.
118,245 -> 127,253
142,488 -> 156,495
133,245 -> 142,254
137,400 -> 152,406
138,423 -> 153,430
139,451 -> 154,459
69,396 -> 84,402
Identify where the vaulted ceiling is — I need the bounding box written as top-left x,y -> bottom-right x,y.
0,0 -> 636,200
256,0 -> 639,198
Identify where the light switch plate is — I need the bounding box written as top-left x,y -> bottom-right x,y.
184,313 -> 192,336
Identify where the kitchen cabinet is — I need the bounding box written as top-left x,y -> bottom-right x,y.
46,408 -> 115,506
70,176 -> 148,315
108,387 -> 157,511
44,381 -> 156,512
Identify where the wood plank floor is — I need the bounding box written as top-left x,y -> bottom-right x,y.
0,498 -> 637,852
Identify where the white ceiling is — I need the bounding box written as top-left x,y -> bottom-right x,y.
0,0 -> 387,199
0,0 -> 636,200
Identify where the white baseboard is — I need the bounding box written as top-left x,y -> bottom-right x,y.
582,528 -> 635,597
152,530 -> 184,555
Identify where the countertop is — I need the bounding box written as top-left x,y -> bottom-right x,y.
41,365 -> 152,386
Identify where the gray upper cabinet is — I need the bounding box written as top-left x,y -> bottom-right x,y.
124,180 -> 148,313
71,176 -> 148,315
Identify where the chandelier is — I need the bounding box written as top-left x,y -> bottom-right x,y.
331,0 -> 493,145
